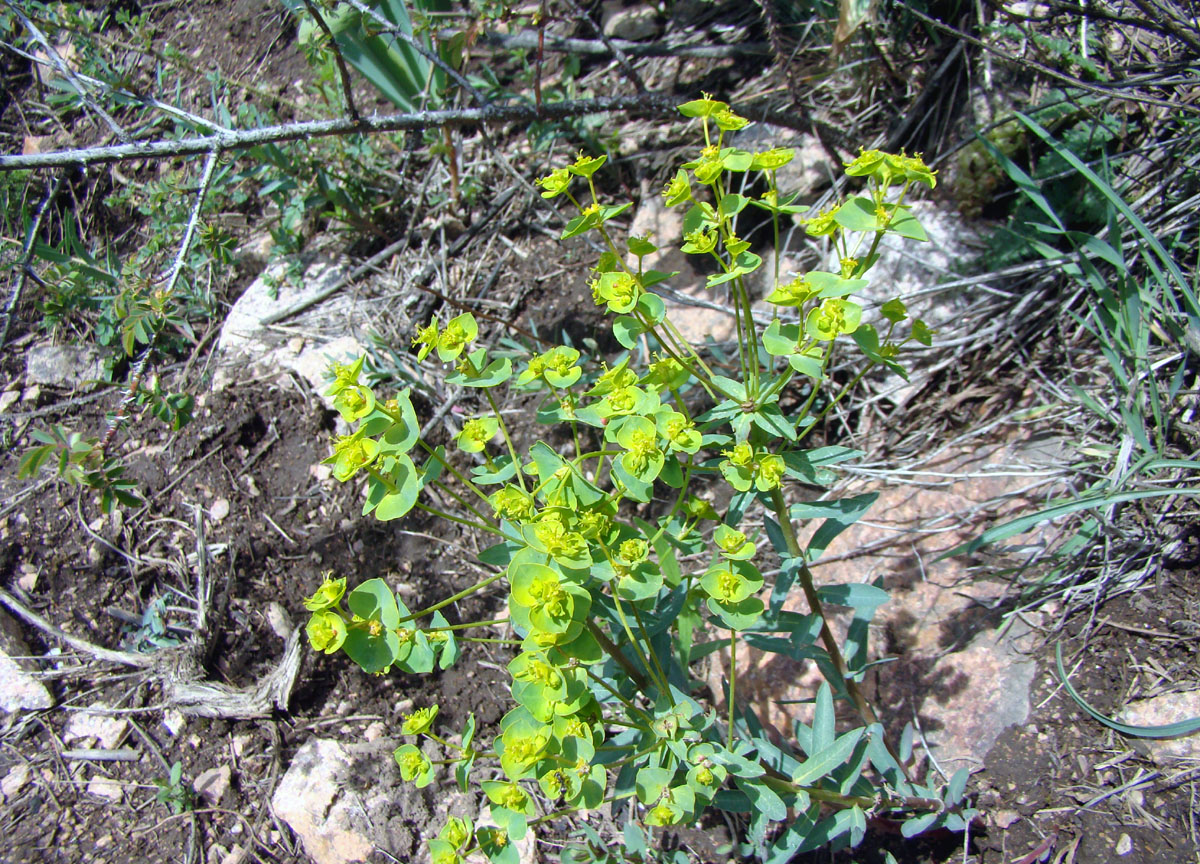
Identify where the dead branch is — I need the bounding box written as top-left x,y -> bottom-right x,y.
0,95 -> 678,171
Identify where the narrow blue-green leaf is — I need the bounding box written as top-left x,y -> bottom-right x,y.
790,492 -> 878,562
811,682 -> 834,753
792,727 -> 865,786
1056,643 -> 1200,738
1017,111 -> 1198,322
735,778 -> 787,821
944,487 -> 1200,558
901,811 -> 938,838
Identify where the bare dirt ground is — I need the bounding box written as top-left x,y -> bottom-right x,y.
0,2 -> 1197,864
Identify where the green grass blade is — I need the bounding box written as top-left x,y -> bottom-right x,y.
1056,644 -> 1200,738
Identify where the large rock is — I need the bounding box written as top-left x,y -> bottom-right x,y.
717,433 -> 1063,773
0,610 -> 53,713
625,190 -> 741,344
273,737 -> 474,864
1120,689 -> 1200,763
272,739 -> 375,864
214,255 -> 367,409
600,1 -> 661,40
25,344 -> 104,390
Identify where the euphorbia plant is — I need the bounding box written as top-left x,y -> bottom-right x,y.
305,97 -> 975,862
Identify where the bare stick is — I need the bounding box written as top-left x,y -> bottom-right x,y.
301,0 -> 361,121
6,1 -> 130,140
0,586 -> 155,668
3,40 -> 232,134
0,173 -> 63,350
259,183 -> 520,325
101,148 -> 220,454
0,95 -> 679,171
563,0 -> 645,92
473,30 -> 771,59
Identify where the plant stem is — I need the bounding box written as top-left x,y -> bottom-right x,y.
585,620 -> 649,691
396,568 -> 506,624
413,501 -> 518,543
728,630 -> 737,748
766,487 -> 913,779
631,602 -> 674,706
486,388 -> 526,491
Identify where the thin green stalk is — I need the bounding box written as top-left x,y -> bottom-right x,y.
426,617 -> 510,632
610,589 -> 672,703
460,636 -> 522,644
585,667 -> 653,723
585,620 -> 649,692
395,562 -> 506,624
418,440 -> 491,505
630,602 -> 673,707
793,360 -> 875,447
766,488 -> 910,778
728,630 -> 737,748
431,478 -> 494,526
413,501 -> 516,543
485,387 -> 526,491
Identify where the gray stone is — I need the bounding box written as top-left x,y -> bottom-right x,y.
1119,689 -> 1200,763
919,618 -> 1039,771
213,255 -> 367,410
64,710 -> 128,749
25,344 -> 104,389
272,739 -> 375,864
86,776 -> 123,802
1,763 -> 31,802
273,737 -> 476,864
625,190 -> 741,344
0,610 -> 53,713
195,764 -> 233,807
601,1 -> 661,40
734,125 -> 833,204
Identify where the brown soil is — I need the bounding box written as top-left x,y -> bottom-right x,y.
1,2 -> 1198,864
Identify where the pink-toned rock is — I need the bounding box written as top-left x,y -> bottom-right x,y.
625,191 -> 736,344
195,764 -> 233,807
272,739 -> 374,864
710,434 -> 1062,771
1120,689 -> 1200,763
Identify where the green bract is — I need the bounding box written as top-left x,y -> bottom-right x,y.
311,102 -> 971,864
306,610 -> 347,654
437,313 -> 478,363
303,573 -> 347,611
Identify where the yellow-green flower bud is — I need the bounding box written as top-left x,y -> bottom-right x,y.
306,610 -> 347,653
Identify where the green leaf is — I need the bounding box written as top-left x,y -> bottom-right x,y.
816,582 -> 890,614
707,251 -> 762,287
447,356 -> 513,388
901,811 -> 938,838
762,319 -> 800,356
942,487 -> 1200,558
613,315 -> 646,349
946,767 -> 969,806
811,682 -> 835,753
888,207 -> 928,241
347,578 -> 400,628
807,270 -> 868,298
734,778 -> 788,821
635,766 -> 673,805
1055,643 -> 1200,737
707,596 -> 764,630
719,194 -> 750,218
789,493 -> 879,562
792,727 -> 865,786
833,196 -> 882,232
372,454 -> 422,521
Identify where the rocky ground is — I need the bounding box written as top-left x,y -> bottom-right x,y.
0,2 -> 1197,864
